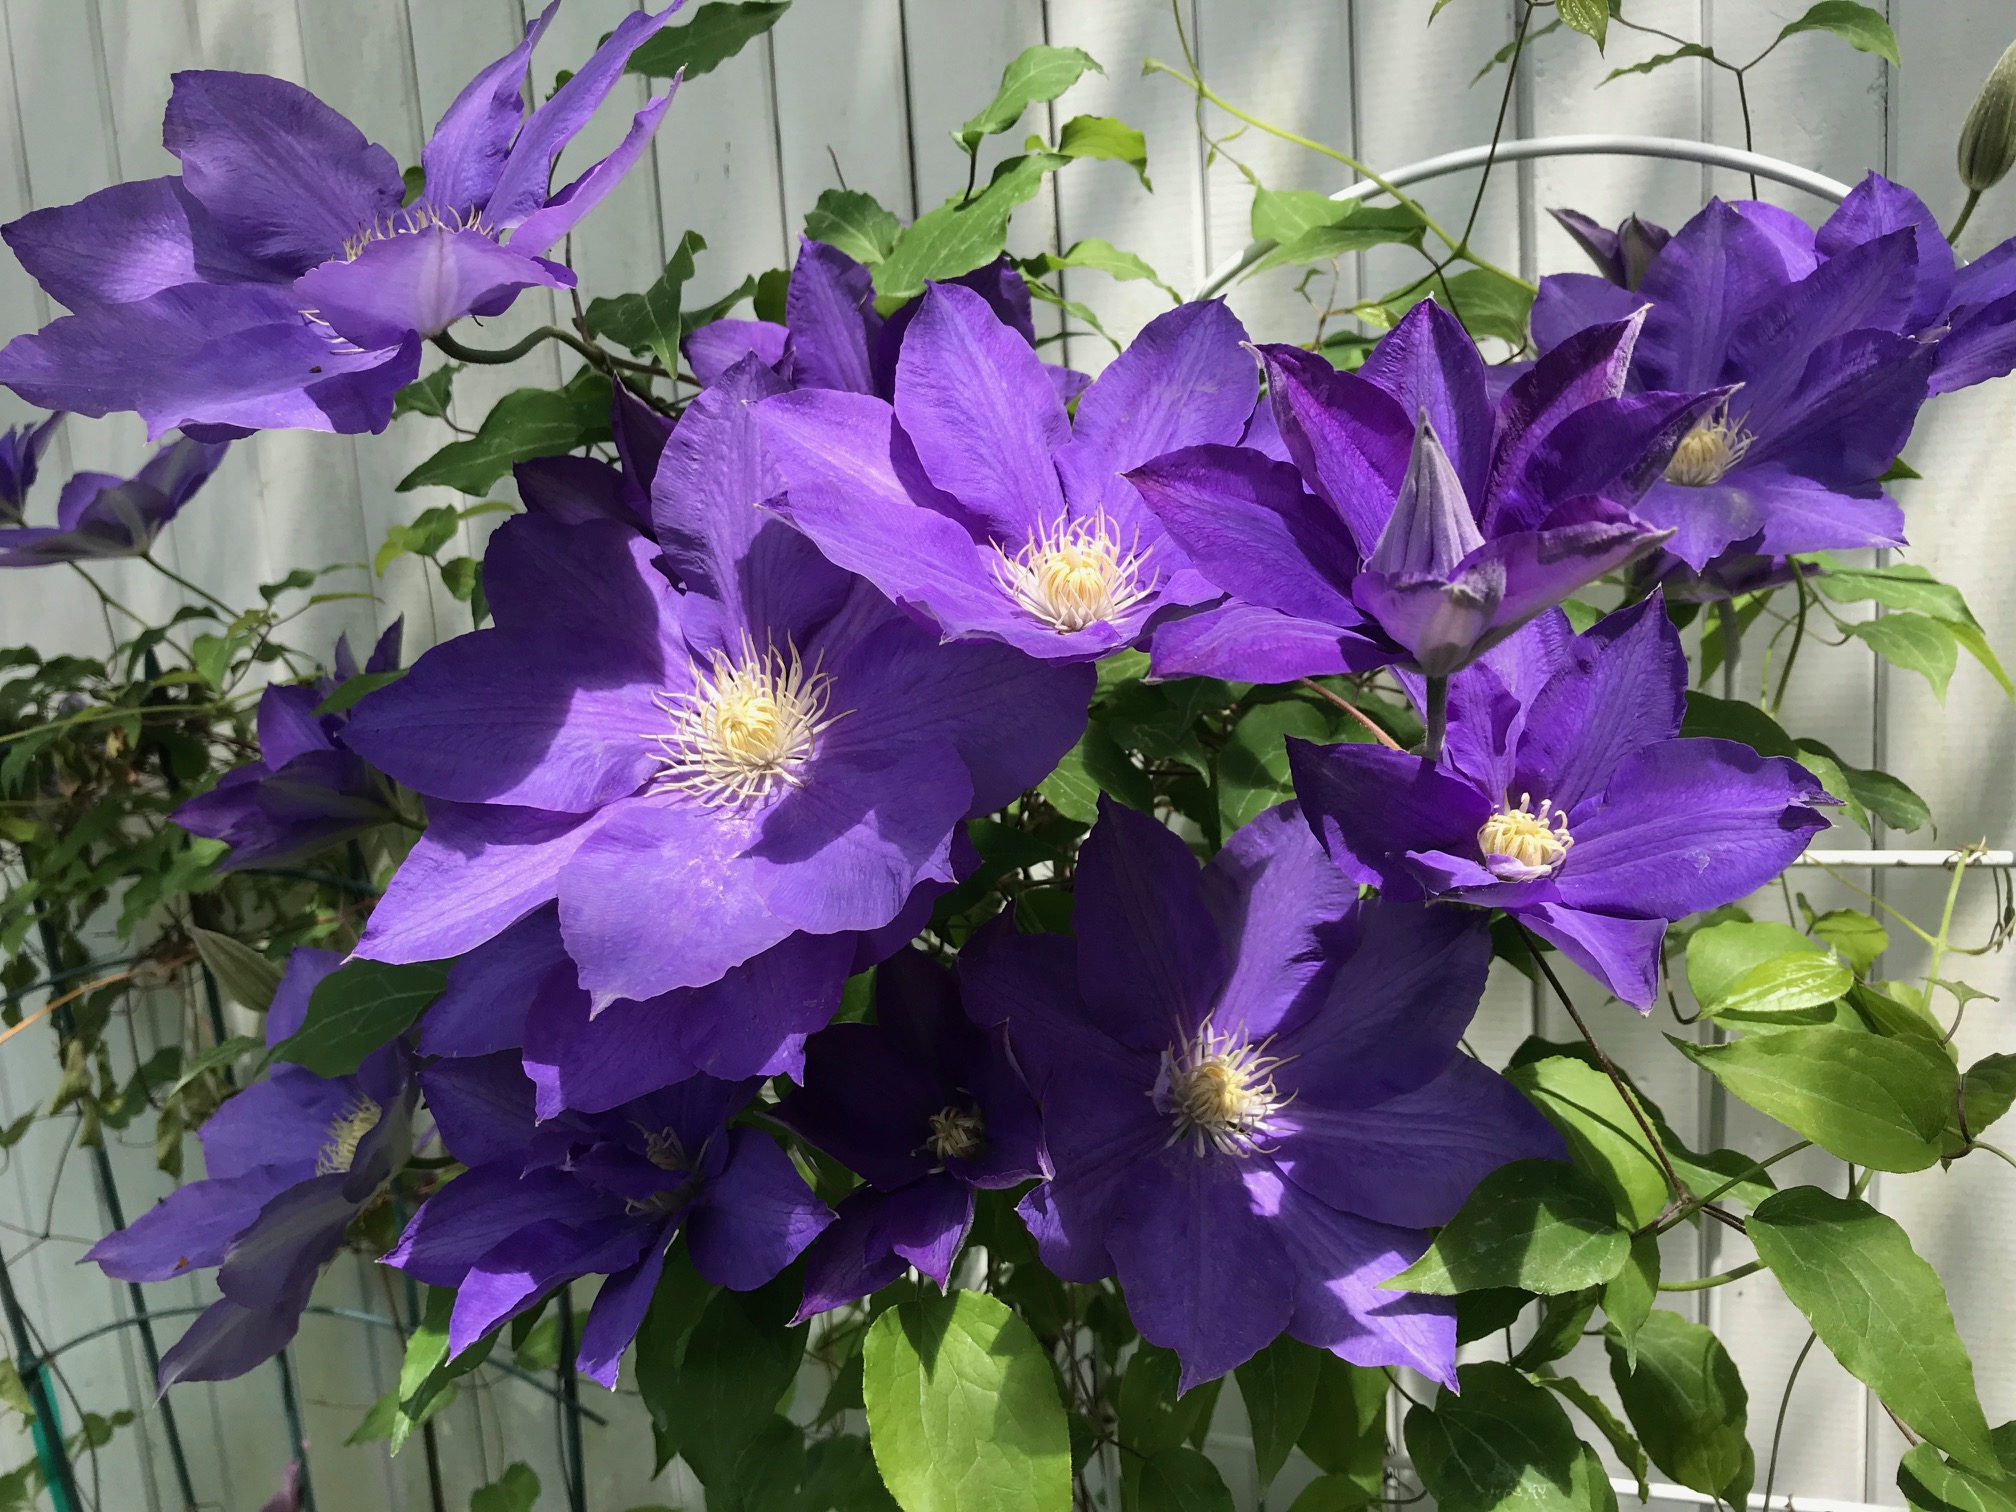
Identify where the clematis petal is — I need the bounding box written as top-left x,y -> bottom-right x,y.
418,2 -> 558,216
1556,737 -> 1832,920
1257,344 -> 1413,555
894,282 -> 1069,541
510,90 -> 677,257
785,239 -> 881,395
576,1241 -> 667,1389
1515,903 -> 1669,1009
1287,738 -> 1491,896
293,227 -> 570,346
1633,199 -> 1807,393
685,1127 -> 833,1290
419,1053 -> 540,1167
796,1180 -> 973,1319
1529,273 -> 1644,356
1740,328 -> 1934,488
162,70 -> 404,272
86,1167 -> 299,1282
1148,602 -> 1393,684
686,319 -> 790,386
1485,312 -> 1644,525
1357,300 -> 1494,505
1815,173 -> 1954,333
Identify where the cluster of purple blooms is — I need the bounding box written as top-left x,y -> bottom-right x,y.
7,3 -> 2007,1401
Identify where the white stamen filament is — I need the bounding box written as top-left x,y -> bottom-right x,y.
650,634 -> 847,808
1153,1017 -> 1294,1158
315,1094 -> 383,1176
1478,792 -> 1573,874
991,512 -> 1158,634
1665,404 -> 1755,487
343,203 -> 499,262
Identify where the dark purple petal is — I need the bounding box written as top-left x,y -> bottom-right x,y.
1257,344 -> 1412,555
1106,1148 -> 1295,1392
1741,329 -> 1933,487
1931,287 -> 2016,393
418,3 -> 557,215
1202,803 -> 1366,1041
420,904 -> 566,1057
772,1021 -> 944,1189
255,684 -> 333,769
342,627 -> 660,812
686,1127 -> 833,1290
1515,903 -> 1668,1009
687,319 -> 790,386
357,801 -> 602,965
1634,200 -> 1808,393
163,70 -> 404,272
449,1216 -> 650,1356
384,1164 -> 619,1285
293,229 -> 569,346
1074,798 -> 1230,1049
1550,209 -> 1624,283
1508,387 -> 1729,528
1514,595 -> 1685,812
1816,173 -> 1953,333
1470,504 -> 1670,650
1485,312 -> 1642,525
1272,1056 -> 1565,1228
786,239 -> 881,394
1358,301 -> 1493,506
796,1181 -> 970,1318
894,282 -> 1069,540
214,1174 -> 357,1312
86,1168 -> 296,1282
577,1239 -> 666,1388
265,947 -> 343,1047
1148,602 -> 1393,684
1263,1171 -> 1456,1387
1557,738 -> 1832,919
1351,563 -> 1502,678
1529,274 -> 1644,356
2,177 -> 282,310
420,1053 -> 539,1166
158,1298 -> 301,1388
1128,443 -> 1358,620
1272,897 -> 1493,1107
1288,739 -> 1491,896
511,90 -> 676,257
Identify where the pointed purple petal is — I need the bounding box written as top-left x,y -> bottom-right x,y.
786,239 -> 881,394
1358,301 -> 1493,505
2,176 -> 283,309
511,90 -> 678,257
687,1127 -> 833,1290
1148,602 -> 1393,683
1257,344 -> 1412,555
1529,273 -> 1644,356
293,228 -> 569,346
419,3 -> 558,215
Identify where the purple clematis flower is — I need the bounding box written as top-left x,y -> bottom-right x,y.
0,411 -> 60,525
1533,186 -> 1947,574
687,239 -> 1085,404
1549,207 -> 1671,291
86,949 -> 413,1387
0,434 -> 225,566
386,1056 -> 830,1387
754,286 -> 1257,662
0,3 -> 680,438
1133,301 -> 1707,682
771,948 -> 1048,1320
174,621 -> 402,871
1288,597 -> 1834,1008
965,798 -> 1563,1391
342,355 -> 1089,1012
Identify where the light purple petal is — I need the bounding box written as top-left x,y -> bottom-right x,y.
511,90 -> 678,257
1634,199 -> 1806,393
1529,274 -> 1644,356
687,319 -> 789,386
1148,603 -> 1392,683
86,1168 -> 297,1282
1514,595 -> 1685,812
1515,903 -> 1668,1010
786,239 -> 880,394
293,228 -> 570,346
419,3 -> 558,215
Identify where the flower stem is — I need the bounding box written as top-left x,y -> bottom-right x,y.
1715,598 -> 1741,701
1948,188 -> 1983,246
1762,1331 -> 1820,1512
1420,676 -> 1449,762
1922,847 -> 1977,1006
139,552 -> 235,617
1659,1257 -> 1764,1292
431,325 -> 668,379
1297,678 -> 1404,751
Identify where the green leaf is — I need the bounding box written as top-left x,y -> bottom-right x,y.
863,1289 -> 1071,1512
1507,1056 -> 1668,1229
1250,204 -> 1427,274
1129,1447 -> 1234,1511
1602,1234 -> 1659,1366
1777,1 -> 1899,66
165,1034 -> 263,1098
627,0 -> 792,81
1850,613 -> 1959,701
314,668 -> 405,716
1385,1159 -> 1628,1295
1606,1310 -> 1751,1505
1899,1440 -> 2016,1512
803,188 -> 902,266
663,1278 -> 804,1487
347,1383 -> 456,1447
1405,1362 -> 1618,1512
1686,920 -> 1825,1006
1251,188 -> 1352,245
1679,692 -> 1799,756
956,46 -> 1101,153
1287,1475 -> 1381,1512
1510,1289 -> 1600,1371
1558,0 -> 1609,48
1473,18 -> 1564,83
1962,1053 -> 2016,1137
399,379 -> 613,495
1706,953 -> 1855,1026
1235,1336 -> 1320,1489
1601,43 -> 1715,84
1950,620 -> 2015,700
1810,909 -> 1889,973
189,927 -> 284,1012
875,152 -> 1067,300
1799,739 -> 1930,832
1537,1373 -> 1648,1503
470,1462 -> 540,1512
1022,238 -> 1178,301
1814,562 -> 1971,621
1674,1027 -> 1955,1171
1297,1355 -> 1386,1487
584,229 -> 705,374
1117,1343 -> 1219,1458
0,1363 -> 33,1423
1050,114 -> 1149,189
1219,700 -> 1366,831
1039,722 -> 1153,822
393,363 -> 462,421
270,958 -> 451,1077
1750,1187 -> 1999,1471
1377,267 -> 1533,346
633,1247 -> 719,1473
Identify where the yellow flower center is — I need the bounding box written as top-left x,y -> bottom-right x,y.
924,1105 -> 986,1162
652,635 -> 846,808
1664,407 -> 1755,487
315,1094 -> 383,1176
992,513 -> 1157,633
1478,792 -> 1573,874
1154,1018 -> 1293,1158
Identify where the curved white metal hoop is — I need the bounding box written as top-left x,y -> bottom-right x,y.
1191,133 -> 1855,301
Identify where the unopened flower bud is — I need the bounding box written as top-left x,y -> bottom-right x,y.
1959,36 -> 2016,194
